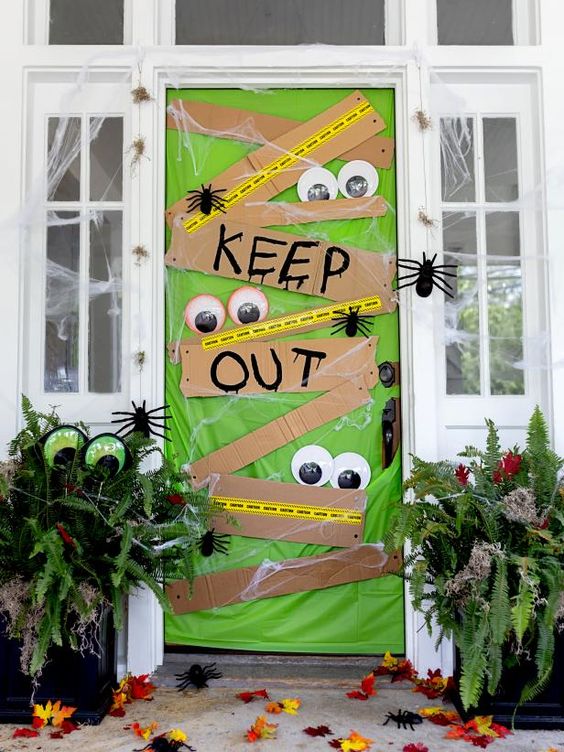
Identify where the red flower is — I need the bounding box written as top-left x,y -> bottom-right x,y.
455,464 -> 470,486
56,523 -> 76,548
492,470 -> 503,484
500,451 -> 522,478
167,493 -> 185,506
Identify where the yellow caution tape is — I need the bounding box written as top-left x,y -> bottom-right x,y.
183,99 -> 374,234
212,495 -> 363,525
201,294 -> 382,350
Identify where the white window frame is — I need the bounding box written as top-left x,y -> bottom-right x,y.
431,75 -> 548,456
22,74 -> 131,425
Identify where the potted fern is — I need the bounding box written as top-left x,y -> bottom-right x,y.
386,407 -> 564,728
0,398 -> 209,723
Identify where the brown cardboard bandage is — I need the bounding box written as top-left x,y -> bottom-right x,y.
165,91 -> 386,225
165,99 -> 395,181
165,219 -> 397,305
188,379 -> 371,488
178,337 -> 378,397
166,543 -> 401,613
177,195 -> 388,228
209,474 -> 366,547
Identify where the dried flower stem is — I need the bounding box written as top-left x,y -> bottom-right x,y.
132,244 -> 150,265
413,109 -> 432,131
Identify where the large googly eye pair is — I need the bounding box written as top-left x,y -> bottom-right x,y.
40,427 -> 131,478
297,161 -> 379,203
291,445 -> 371,490
184,287 -> 269,335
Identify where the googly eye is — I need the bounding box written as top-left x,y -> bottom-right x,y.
337,160 -> 379,199
82,433 -> 131,478
227,286 -> 269,325
297,167 -> 338,202
330,452 -> 371,490
291,445 -> 334,486
41,425 -> 87,468
184,294 -> 226,334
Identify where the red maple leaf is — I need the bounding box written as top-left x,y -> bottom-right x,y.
403,744 -> 429,752
455,464 -> 470,486
328,741 -> 342,749
303,725 -> 333,737
237,689 -> 270,703
129,673 -> 156,700
13,728 -> 40,738
346,690 -> 370,701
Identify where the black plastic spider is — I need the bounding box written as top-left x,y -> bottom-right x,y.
396,252 -> 457,298
175,662 -> 223,691
186,184 -> 227,215
198,528 -> 230,557
135,736 -> 195,752
383,708 -> 423,731
330,306 -> 375,338
111,400 -> 171,441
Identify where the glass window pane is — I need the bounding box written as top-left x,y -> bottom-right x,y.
49,0 -> 123,44
485,212 -> 524,395
89,212 -> 122,393
90,117 -> 123,202
443,212 -> 480,395
176,0 -> 385,45
44,212 -> 80,393
440,118 -> 475,202
47,117 -> 81,202
437,0 -> 513,45
483,118 -> 519,202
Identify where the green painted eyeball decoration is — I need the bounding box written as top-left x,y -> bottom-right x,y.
41,425 -> 87,468
82,433 -> 131,478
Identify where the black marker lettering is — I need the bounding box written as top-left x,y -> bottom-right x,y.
320,247 -> 350,294
213,224 -> 243,275
210,351 -> 249,393
248,235 -> 286,284
291,347 -> 327,387
251,349 -> 283,392
278,240 -> 317,290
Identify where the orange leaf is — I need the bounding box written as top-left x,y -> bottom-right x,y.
265,701 -> 283,714
130,721 -> 158,740
246,715 -> 278,742
360,673 -> 376,697
51,701 -> 77,727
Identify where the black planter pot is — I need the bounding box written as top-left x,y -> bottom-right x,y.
453,630 -> 564,730
0,609 -> 116,725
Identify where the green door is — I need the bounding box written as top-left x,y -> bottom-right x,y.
164,88 -> 403,654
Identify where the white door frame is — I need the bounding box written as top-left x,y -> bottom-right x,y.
126,56 -> 452,676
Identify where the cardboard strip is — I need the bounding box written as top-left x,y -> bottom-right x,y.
177,337 -> 378,397
209,474 -> 366,547
188,379 -> 371,488
165,98 -> 395,168
166,91 -> 385,226
166,543 -> 401,614
165,219 -> 397,305
167,297 -> 384,363
175,195 -> 387,228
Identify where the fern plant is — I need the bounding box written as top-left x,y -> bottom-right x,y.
386,406 -> 564,711
0,397 -> 210,677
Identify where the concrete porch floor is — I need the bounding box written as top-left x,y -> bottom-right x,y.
0,653 -> 563,751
